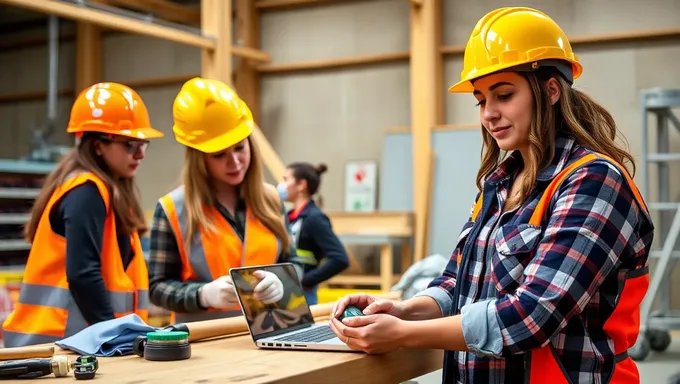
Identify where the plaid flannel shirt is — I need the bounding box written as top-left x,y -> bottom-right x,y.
417,136 -> 654,384
147,197 -> 303,313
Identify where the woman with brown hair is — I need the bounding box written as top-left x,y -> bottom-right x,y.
148,78 -> 304,323
330,7 -> 653,384
2,82 -> 162,347
277,162 -> 349,305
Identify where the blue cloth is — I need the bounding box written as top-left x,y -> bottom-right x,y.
304,286 -> 318,306
55,314 -> 157,357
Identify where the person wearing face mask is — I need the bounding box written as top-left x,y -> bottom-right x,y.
2,83 -> 162,347
148,78 -> 305,323
329,7 -> 653,384
277,163 -> 349,305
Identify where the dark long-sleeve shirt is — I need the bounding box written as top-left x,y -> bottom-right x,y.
287,200 -> 349,288
50,181 -> 133,325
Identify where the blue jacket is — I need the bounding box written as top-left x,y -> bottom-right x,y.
287,200 -> 349,288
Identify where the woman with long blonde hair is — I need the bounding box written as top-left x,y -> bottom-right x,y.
330,7 -> 653,384
2,82 -> 162,347
148,77 -> 304,322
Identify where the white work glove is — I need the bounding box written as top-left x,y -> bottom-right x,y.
198,276 -> 239,309
253,270 -> 284,304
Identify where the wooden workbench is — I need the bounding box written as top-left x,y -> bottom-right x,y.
7,331 -> 442,383
2,294 -> 443,383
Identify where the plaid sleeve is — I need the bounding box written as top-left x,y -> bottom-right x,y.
148,202 -> 204,313
414,192 -> 480,316
495,162 -> 642,354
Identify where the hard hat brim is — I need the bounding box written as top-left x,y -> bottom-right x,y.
67,125 -> 165,140
174,120 -> 253,154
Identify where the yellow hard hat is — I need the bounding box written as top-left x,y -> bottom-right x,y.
172,77 -> 254,153
449,7 -> 583,93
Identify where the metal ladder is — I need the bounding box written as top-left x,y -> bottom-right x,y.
629,88 -> 680,361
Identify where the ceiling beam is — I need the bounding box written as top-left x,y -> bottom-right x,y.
0,0 -> 215,49
92,0 -> 200,25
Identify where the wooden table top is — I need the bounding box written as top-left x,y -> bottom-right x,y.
6,329 -> 443,383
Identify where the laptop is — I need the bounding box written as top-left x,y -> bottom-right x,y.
230,263 -> 355,352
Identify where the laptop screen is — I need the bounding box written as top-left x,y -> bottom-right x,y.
230,263 -> 315,340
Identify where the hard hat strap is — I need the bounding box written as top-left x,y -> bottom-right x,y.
507,59 -> 574,85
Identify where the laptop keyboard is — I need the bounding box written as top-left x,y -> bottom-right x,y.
274,325 -> 337,343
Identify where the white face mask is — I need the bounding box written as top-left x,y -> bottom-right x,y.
276,182 -> 289,201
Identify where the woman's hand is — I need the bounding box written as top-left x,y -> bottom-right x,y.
329,314 -> 410,354
253,270 -> 284,304
331,293 -> 405,319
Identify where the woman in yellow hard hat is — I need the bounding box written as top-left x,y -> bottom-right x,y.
148,78 -> 305,323
2,82 -> 163,347
329,7 -> 653,384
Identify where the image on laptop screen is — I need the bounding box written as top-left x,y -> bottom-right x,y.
230,263 -> 315,339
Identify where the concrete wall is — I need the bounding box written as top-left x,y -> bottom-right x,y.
1,0 -> 679,219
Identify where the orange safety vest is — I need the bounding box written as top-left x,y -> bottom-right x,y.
158,185 -> 281,323
1,172 -> 149,347
465,152 -> 649,384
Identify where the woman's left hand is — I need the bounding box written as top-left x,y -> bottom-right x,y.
329,314 -> 409,354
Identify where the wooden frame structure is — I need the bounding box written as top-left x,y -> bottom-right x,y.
2,0 -> 680,264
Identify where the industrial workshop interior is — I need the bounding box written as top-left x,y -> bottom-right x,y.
0,0 -> 680,382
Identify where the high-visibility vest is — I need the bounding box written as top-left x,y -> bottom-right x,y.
1,172 -> 149,347
158,185 -> 281,323
465,152 -> 649,384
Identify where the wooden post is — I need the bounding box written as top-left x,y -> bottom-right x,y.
201,0 -> 285,181
200,0 -> 231,83
234,0 -> 261,123
75,22 -> 101,93
409,0 -> 441,263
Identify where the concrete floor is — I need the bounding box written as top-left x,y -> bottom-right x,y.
407,338 -> 680,384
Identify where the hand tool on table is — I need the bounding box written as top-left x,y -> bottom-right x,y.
133,331 -> 191,362
0,354 -> 98,380
0,345 -> 55,361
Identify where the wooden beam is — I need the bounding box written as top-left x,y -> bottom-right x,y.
441,26 -> 680,55
201,0 -> 285,181
254,0 -> 362,11
200,0 -> 231,81
235,0 -> 262,122
258,51 -> 410,74
409,0 -> 439,263
0,0 -> 215,49
75,23 -> 102,93
385,123 -> 479,135
0,74 -> 198,105
96,0 -> 201,25
231,46 -> 272,63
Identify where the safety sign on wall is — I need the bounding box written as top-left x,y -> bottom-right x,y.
344,160 -> 378,212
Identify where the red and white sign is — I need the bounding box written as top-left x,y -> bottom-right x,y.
344,160 -> 378,212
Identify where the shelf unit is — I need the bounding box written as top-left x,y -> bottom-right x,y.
630,88 -> 680,361
0,159 -> 55,266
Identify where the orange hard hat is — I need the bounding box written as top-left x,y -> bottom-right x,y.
67,82 -> 164,140
449,7 -> 582,93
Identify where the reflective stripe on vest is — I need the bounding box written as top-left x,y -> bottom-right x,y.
159,185 -> 281,323
466,152 -> 649,384
1,172 -> 150,347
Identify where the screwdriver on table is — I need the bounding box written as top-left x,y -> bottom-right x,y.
0,354 -> 98,380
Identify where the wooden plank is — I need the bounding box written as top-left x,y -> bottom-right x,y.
441,26 -> 680,55
255,0 -> 363,11
0,0 -> 215,49
326,211 -> 414,237
384,123 -> 479,134
409,0 -> 439,263
75,23 -> 102,93
200,0 -> 231,82
257,51 -> 409,74
95,0 -> 201,25
235,0 -> 262,122
0,74 -> 199,105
